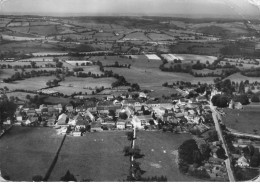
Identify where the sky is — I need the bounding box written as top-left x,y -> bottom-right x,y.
1,0 -> 260,18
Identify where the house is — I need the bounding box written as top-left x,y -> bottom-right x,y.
68,114 -> 84,126
208,157 -> 225,165
56,113 -> 68,126
47,106 -> 59,116
146,99 -> 173,109
65,104 -> 74,112
84,110 -> 95,121
47,115 -> 56,126
175,112 -> 184,118
25,116 -> 38,126
91,121 -> 103,132
139,92 -> 147,98
237,156 -> 250,167
123,106 -> 134,118
16,112 -> 23,122
26,108 -> 37,116
75,120 -> 89,132
163,113 -> 177,123
125,118 -> 133,129
178,99 -> 188,106
116,119 -> 126,130
53,104 -> 63,113
196,95 -> 208,102
107,95 -> 114,101
132,115 -> 153,129
229,100 -> 243,110
75,106 -> 86,113
3,118 -> 11,125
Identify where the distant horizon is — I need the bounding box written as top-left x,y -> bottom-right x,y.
0,0 -> 259,20
0,12 -> 256,20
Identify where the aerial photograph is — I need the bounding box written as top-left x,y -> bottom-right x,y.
0,0 -> 260,182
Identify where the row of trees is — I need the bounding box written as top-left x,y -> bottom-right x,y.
123,131 -> 167,182
104,61 -> 131,69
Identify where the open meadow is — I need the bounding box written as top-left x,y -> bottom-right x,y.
136,131 -> 199,181
222,108 -> 260,135
225,73 -> 260,83
0,127 -> 63,181
48,76 -> 116,95
48,131 -> 198,182
0,76 -> 56,91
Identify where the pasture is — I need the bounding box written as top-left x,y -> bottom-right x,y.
222,108 -> 260,135
29,25 -> 58,36
225,73 -> 260,83
48,131 -> 197,181
147,33 -> 175,41
0,69 -> 16,81
136,131 -> 199,181
0,76 -> 56,91
0,127 -> 63,181
48,77 -> 116,95
124,32 -> 151,41
6,92 -> 36,101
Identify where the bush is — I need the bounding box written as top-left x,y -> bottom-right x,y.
60,170 -> 77,182
211,94 -> 230,108
251,95 -> 260,103
233,94 -> 249,105
32,175 -> 43,182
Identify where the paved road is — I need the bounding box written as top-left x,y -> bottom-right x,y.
210,102 -> 236,182
227,128 -> 260,140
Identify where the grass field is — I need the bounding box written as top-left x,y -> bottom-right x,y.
136,131 -> 199,181
0,127 -> 199,181
124,32 -> 151,41
222,108 -> 260,135
0,127 -> 63,181
225,73 -> 260,83
0,69 -> 16,81
29,25 -> 58,36
48,76 -> 116,95
0,76 -> 56,91
6,92 -> 36,101
147,33 -> 175,41
49,131 -> 197,181
49,132 -> 130,181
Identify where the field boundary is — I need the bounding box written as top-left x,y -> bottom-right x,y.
0,125 -> 13,139
43,134 -> 67,181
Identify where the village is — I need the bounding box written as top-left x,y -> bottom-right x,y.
1,81 -> 259,182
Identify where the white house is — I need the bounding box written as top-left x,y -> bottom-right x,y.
237,156 -> 249,167
116,119 -> 126,130
131,115 -> 153,129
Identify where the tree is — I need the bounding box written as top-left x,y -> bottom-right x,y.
199,143 -> 211,160
0,98 -> 17,128
131,83 -> 140,91
46,80 -> 52,87
119,112 -> 128,120
238,81 -> 245,94
60,170 -> 77,182
30,61 -> 36,68
178,139 -> 202,172
206,130 -> 218,142
250,154 -> 260,167
53,58 -> 59,63
126,131 -> 134,141
234,94 -> 249,105
216,146 -> 227,160
251,95 -> 260,103
211,94 -> 230,108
